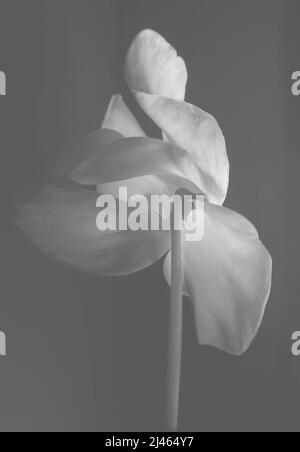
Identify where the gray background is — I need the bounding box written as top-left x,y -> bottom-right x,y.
0,0 -> 299,432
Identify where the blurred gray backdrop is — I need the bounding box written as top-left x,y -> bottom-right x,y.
0,0 -> 299,432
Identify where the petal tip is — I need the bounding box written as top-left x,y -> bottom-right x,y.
125,29 -> 187,100
102,93 -> 145,138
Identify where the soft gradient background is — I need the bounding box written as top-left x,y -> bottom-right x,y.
0,0 -> 299,432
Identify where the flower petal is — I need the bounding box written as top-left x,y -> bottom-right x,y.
164,203 -> 272,355
60,134 -> 204,196
125,29 -> 188,100
101,94 -> 146,138
55,128 -> 123,180
98,95 -> 171,200
16,183 -> 171,276
133,92 -> 229,206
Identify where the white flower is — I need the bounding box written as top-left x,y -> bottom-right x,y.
17,29 -> 272,356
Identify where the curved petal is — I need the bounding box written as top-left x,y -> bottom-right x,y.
134,92 -> 229,206
125,29 -> 188,100
164,203 -> 272,355
59,133 -> 204,196
101,94 -> 146,138
99,95 -> 172,200
16,183 -> 171,276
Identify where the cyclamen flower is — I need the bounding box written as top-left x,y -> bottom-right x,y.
17,30 -> 272,431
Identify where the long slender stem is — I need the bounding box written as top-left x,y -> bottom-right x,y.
166,227 -> 183,432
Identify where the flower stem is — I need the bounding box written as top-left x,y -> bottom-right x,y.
166,227 -> 183,432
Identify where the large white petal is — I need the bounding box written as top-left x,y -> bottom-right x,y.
125,29 -> 187,100
16,183 -> 171,276
164,203 -> 272,355
134,92 -> 229,206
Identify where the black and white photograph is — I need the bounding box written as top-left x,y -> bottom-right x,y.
0,0 -> 300,435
